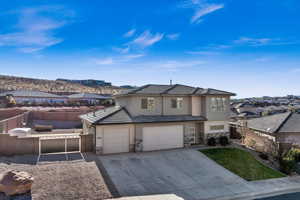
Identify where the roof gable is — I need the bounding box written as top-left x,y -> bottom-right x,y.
100,109 -> 133,124
278,112 -> 300,133
247,112 -> 291,133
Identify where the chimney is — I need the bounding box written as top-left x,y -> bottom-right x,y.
170,79 -> 173,85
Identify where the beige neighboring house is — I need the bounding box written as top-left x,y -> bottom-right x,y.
80,84 -> 235,155
231,111 -> 300,155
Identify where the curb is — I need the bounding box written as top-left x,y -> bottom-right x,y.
202,186 -> 300,200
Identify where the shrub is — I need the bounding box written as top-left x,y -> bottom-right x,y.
279,148 -> 300,174
207,137 -> 216,146
219,136 -> 229,146
288,148 -> 300,162
259,153 -> 269,160
279,157 -> 296,174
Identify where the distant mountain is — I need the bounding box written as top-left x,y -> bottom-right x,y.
120,85 -> 137,89
0,75 -> 124,95
56,78 -> 112,87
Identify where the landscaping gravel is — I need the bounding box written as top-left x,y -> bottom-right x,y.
0,153 -> 112,200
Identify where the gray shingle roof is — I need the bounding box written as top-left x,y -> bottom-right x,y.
80,106 -> 206,125
68,93 -> 111,99
115,84 -> 235,96
247,112 -> 291,133
132,115 -> 206,123
0,90 -> 65,98
79,106 -> 126,124
278,112 -> 300,133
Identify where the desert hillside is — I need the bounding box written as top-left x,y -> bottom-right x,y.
0,75 -> 123,95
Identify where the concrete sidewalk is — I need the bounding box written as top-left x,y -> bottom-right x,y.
211,176 -> 300,200
109,194 -> 184,200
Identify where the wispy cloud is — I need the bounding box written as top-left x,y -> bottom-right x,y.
129,30 -> 164,48
234,37 -> 274,46
254,57 -> 272,62
123,29 -> 136,38
94,57 -> 114,65
150,60 -> 206,72
191,4 -> 224,23
166,33 -> 180,40
181,0 -> 224,24
93,54 -> 144,65
193,37 -> 294,54
122,54 -> 144,60
113,46 -> 130,54
186,50 -> 220,55
0,6 -> 74,53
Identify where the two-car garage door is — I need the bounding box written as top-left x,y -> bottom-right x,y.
143,125 -> 184,151
100,125 -> 184,154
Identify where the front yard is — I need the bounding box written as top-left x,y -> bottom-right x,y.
200,148 -> 286,181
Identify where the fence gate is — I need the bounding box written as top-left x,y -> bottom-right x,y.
39,135 -> 81,154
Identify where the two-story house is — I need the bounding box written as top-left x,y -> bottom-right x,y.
80,84 -> 235,154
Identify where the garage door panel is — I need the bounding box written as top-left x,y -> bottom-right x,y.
143,125 -> 183,151
103,127 -> 130,154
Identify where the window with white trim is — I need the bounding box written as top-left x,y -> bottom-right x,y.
171,98 -> 183,109
210,97 -> 227,112
210,125 -> 225,131
141,97 -> 155,110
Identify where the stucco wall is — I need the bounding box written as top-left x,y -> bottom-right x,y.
277,132 -> 300,148
116,95 -> 231,121
191,96 -> 201,116
203,120 -> 229,140
116,96 -> 162,116
163,96 -> 191,115
205,96 -> 230,121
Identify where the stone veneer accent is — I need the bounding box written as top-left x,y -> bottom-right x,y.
95,146 -> 103,155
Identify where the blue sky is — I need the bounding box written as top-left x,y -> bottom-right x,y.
1,0 -> 300,98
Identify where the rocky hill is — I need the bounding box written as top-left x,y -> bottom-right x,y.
0,75 -> 123,95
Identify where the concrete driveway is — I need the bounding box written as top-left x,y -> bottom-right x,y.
99,149 -> 255,200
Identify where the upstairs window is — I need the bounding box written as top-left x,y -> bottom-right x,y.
171,98 -> 183,109
141,97 -> 155,110
210,97 -> 227,112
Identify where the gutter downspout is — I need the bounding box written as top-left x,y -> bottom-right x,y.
161,95 -> 164,116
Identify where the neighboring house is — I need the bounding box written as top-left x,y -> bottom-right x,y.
231,111 -> 300,155
0,90 -> 67,105
80,84 -> 235,155
234,102 -> 257,114
68,93 -> 111,105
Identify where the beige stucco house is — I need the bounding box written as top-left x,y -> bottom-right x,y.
80,84 -> 235,154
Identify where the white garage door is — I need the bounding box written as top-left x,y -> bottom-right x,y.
103,127 -> 130,154
143,125 -> 183,151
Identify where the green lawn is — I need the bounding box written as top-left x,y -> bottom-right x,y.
200,148 -> 286,181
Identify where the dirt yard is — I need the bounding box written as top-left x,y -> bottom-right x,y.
0,153 -> 112,200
